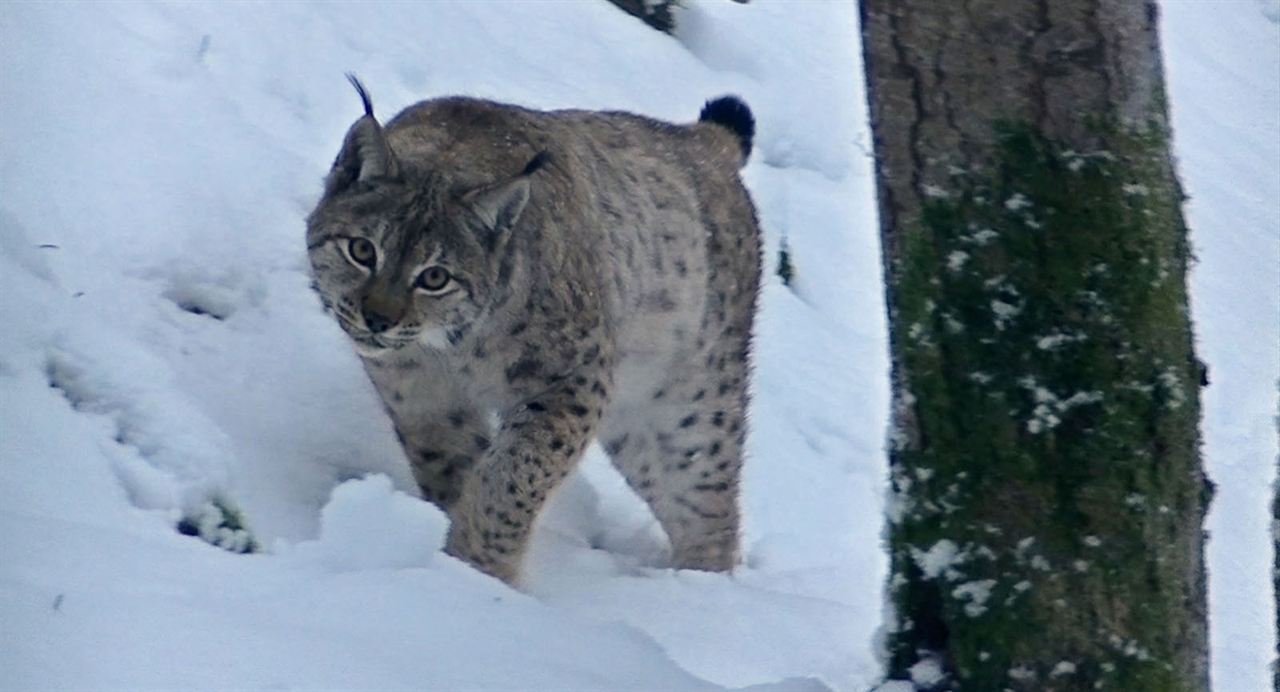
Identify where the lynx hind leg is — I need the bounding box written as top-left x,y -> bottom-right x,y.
600,371 -> 746,572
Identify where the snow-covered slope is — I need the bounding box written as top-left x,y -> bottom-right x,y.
1,1 -> 1274,690
1163,2 -> 1280,689
0,2 -> 883,689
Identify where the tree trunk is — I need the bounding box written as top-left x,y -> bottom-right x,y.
859,1 -> 1210,689
603,0 -> 677,33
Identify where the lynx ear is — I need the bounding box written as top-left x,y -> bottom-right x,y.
463,152 -> 549,233
324,75 -> 401,195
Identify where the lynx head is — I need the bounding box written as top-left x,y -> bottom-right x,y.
306,77 -> 545,357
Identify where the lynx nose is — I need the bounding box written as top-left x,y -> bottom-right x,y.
362,306 -> 395,334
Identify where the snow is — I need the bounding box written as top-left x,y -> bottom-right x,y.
1163,1 -> 1280,689
1003,193 -> 1032,212
282,475 -> 446,572
907,658 -> 945,687
950,579 -> 996,618
911,540 -> 962,580
1050,660 -> 1078,677
0,1 -> 881,690
0,0 -> 1273,689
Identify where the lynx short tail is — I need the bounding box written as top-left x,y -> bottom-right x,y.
699,96 -> 754,164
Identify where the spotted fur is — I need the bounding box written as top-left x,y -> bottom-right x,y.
307,79 -> 761,584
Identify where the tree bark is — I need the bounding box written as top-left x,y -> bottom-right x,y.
860,1 -> 1210,689
603,0 -> 677,33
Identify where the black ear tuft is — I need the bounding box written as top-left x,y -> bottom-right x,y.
323,75 -> 399,196
346,73 -> 374,118
521,151 -> 551,177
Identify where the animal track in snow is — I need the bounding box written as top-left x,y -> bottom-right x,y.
43,347 -> 234,521
154,264 -> 264,321
46,352 -> 129,430
162,282 -> 237,320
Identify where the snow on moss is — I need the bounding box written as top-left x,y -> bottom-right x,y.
990,299 -> 1021,330
908,657 -> 946,687
1007,665 -> 1037,682
1050,660 -> 1078,677
1018,377 -> 1104,434
911,539 -> 964,580
1035,331 -> 1085,351
951,579 -> 996,617
923,183 -> 952,199
1158,367 -> 1186,409
1003,193 -> 1032,211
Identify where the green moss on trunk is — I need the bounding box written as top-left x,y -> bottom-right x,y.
885,122 -> 1208,691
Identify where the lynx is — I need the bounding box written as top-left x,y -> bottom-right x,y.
306,77 -> 761,584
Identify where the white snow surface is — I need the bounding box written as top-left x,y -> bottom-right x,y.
0,1 -> 1274,690
0,2 -> 881,690
1163,2 -> 1280,690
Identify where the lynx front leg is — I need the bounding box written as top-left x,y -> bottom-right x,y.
367,357 -> 491,510
398,407 -> 491,510
444,372 -> 607,583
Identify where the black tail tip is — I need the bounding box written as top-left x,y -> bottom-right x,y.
699,96 -> 754,161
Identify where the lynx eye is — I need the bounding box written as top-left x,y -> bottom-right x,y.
416,266 -> 452,293
347,237 -> 377,269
